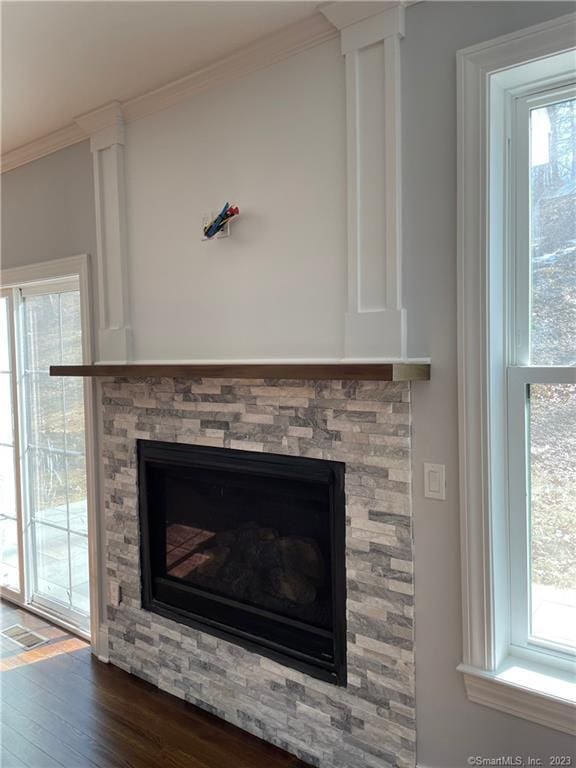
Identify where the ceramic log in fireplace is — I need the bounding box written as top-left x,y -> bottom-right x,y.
137,440 -> 347,685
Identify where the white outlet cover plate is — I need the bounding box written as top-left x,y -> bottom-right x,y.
424,462 -> 446,500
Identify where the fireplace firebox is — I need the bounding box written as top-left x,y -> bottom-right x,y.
137,440 -> 347,685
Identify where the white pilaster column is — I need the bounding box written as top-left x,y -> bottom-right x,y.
76,103 -> 131,362
323,4 -> 406,359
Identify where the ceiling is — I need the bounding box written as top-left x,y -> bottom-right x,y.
1,1 -> 321,154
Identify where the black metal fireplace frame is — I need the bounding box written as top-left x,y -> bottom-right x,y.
137,439 -> 347,686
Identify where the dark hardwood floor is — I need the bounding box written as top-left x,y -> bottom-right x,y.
0,600 -> 309,768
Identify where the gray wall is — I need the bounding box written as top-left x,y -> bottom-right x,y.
403,4 -> 575,767
1,140 -> 96,270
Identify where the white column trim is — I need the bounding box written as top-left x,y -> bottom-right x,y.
75,103 -> 131,362
383,33 -> 402,312
340,4 -> 405,54
323,4 -> 407,359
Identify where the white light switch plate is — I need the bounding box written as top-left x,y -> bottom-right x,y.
424,463 -> 446,500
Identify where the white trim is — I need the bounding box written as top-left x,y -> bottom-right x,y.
320,1 -> 401,32
327,4 -> 407,359
0,255 -> 106,661
20,277 -> 79,298
1,124 -> 87,174
458,12 -> 576,72
12,288 -> 30,610
0,12 -> 338,174
1,255 -> 92,290
93,356 -> 431,366
507,369 -> 530,657
75,101 -> 125,148
76,262 -> 106,662
457,11 -> 576,730
73,105 -> 132,364
122,12 -> 337,124
339,5 -> 404,54
460,663 -> 576,737
95,625 -> 110,663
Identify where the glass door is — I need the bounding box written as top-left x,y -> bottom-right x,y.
0,292 -> 22,595
20,283 -> 90,631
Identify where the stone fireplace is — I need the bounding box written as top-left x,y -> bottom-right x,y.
138,439 -> 347,684
102,376 -> 415,768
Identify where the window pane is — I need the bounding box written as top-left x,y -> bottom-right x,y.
27,373 -> 65,451
0,516 -> 19,590
0,445 -> 17,519
0,298 -> 19,591
530,98 -> 576,365
529,383 -> 576,649
22,287 -> 89,622
66,453 -> 87,535
64,378 -> 85,454
24,293 -> 62,371
0,297 -> 15,446
29,448 -> 68,526
0,296 -> 10,371
70,532 -> 89,614
34,523 -> 70,606
60,292 -> 82,364
0,373 -> 14,446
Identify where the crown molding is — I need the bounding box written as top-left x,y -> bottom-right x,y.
75,101 -> 123,135
1,123 -> 87,173
320,1 -> 415,31
75,101 -> 125,151
123,12 -> 337,123
320,2 -> 394,31
1,11 -> 337,174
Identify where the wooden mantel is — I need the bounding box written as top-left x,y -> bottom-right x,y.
49,363 -> 430,382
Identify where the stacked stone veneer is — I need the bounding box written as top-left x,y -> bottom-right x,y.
102,377 -> 415,768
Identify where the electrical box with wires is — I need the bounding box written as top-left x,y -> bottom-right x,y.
202,202 -> 239,241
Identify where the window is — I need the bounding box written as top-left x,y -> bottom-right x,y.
527,97 -> 576,367
457,13 -> 576,735
0,293 -> 21,591
508,90 -> 576,663
0,259 -> 93,636
21,285 -> 90,625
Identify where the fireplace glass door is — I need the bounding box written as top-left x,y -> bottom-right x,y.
138,440 -> 346,684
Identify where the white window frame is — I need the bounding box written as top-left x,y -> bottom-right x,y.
0,255 -> 105,658
457,13 -> 576,735
19,274 -> 91,632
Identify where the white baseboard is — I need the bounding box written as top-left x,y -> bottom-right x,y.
92,624 -> 110,663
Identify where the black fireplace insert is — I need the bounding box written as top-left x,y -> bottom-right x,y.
137,440 -> 347,685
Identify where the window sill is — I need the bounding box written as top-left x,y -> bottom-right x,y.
458,657 -> 576,735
